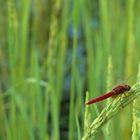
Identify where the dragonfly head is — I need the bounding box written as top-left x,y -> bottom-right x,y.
124,84 -> 131,91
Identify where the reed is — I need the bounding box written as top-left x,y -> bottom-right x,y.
0,0 -> 140,140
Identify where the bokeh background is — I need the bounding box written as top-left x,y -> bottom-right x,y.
0,0 -> 140,140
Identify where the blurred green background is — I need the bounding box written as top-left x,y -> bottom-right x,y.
0,0 -> 140,140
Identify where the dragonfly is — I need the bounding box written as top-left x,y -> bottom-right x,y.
86,84 -> 131,105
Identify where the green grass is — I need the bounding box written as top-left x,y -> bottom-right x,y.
0,0 -> 140,140
82,82 -> 140,139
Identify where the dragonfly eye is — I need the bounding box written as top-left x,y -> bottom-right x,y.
125,85 -> 131,91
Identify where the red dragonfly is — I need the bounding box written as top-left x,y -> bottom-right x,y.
86,84 -> 131,105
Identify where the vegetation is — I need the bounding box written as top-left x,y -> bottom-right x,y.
0,0 -> 140,139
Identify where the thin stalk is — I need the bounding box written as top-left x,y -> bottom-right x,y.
105,56 -> 113,139
47,0 -> 62,139
132,63 -> 140,139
